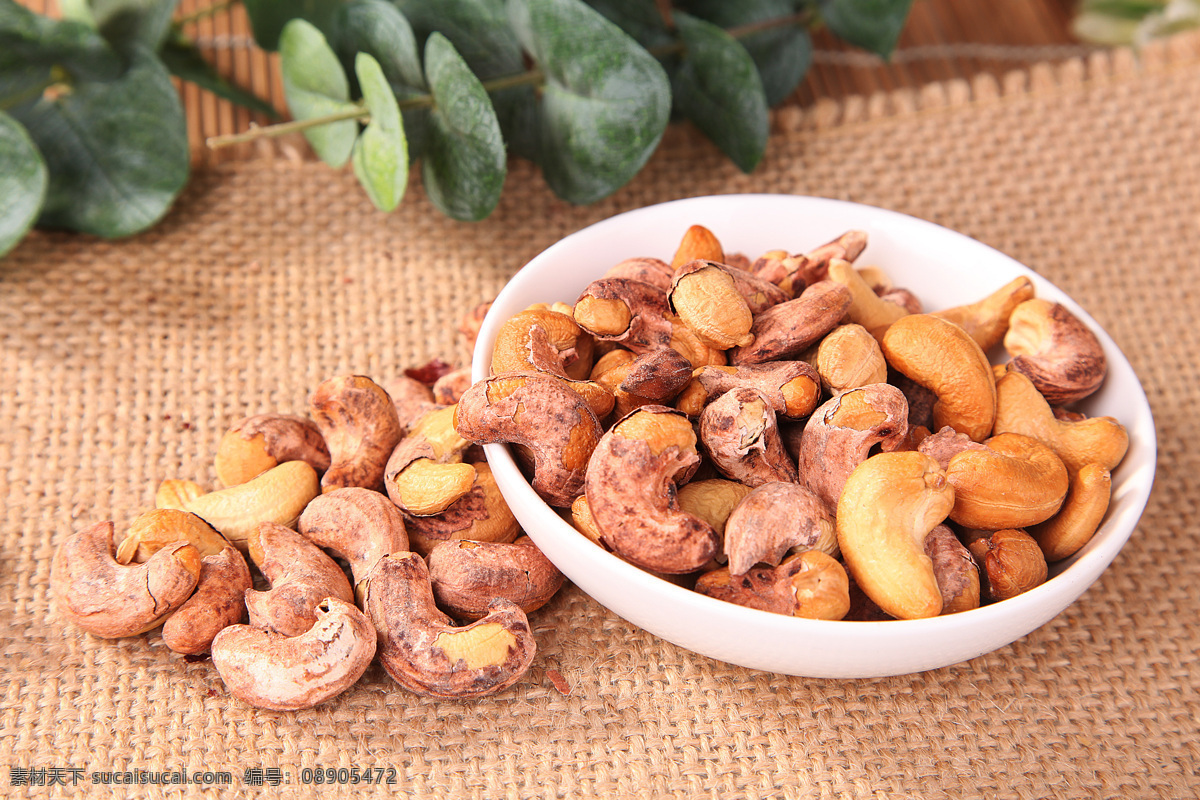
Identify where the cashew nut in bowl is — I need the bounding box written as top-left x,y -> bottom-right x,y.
52,521 -> 201,639
668,260 -> 755,349
244,522 -> 354,637
923,525 -> 980,614
213,414 -> 331,487
310,375 -> 404,493
675,361 -> 821,421
161,545 -> 253,655
454,372 -> 603,508
210,597 -> 376,711
670,223 -> 725,267
298,487 -> 409,599
695,550 -> 850,620
722,481 -> 836,575
962,528 -> 1048,602
812,324 -> 888,398
364,553 -> 537,698
943,432 -> 1069,530
727,280 -> 851,365
881,313 -> 997,442
1003,298 -> 1107,405
572,277 -> 673,353
932,276 -> 1035,352
491,307 -> 595,381
836,451 -> 956,620
699,387 -> 798,487
585,405 -> 719,574
603,256 -> 673,290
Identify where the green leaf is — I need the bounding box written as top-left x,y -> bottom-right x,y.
0,0 -> 122,102
89,0 -> 181,52
11,46 -> 188,238
0,111 -> 47,257
509,0 -> 671,205
160,34 -> 279,118
351,52 -> 408,212
393,0 -> 525,78
328,0 -> 430,158
583,0 -> 674,49
678,0 -> 812,106
279,18 -> 361,168
669,11 -> 768,173
818,0 -> 913,59
421,32 -> 505,221
242,0 -> 342,51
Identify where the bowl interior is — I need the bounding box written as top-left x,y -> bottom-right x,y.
472,194 -> 1157,678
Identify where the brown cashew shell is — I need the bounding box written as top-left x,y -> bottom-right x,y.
944,432 -> 1069,530
924,524 -> 980,615
604,257 -> 674,290
427,536 -> 565,621
695,550 -> 850,620
214,414 -> 331,487
161,545 -> 253,655
678,362 -> 821,420
298,486 -> 409,590
881,313 -> 997,442
584,406 -> 719,574
210,598 -> 376,711
244,522 -> 355,637
310,375 -> 404,493
728,280 -> 852,365
365,553 -> 537,698
573,278 -> 673,353
699,387 -> 798,487
454,372 -> 603,507
52,521 -> 202,639
491,308 -> 594,381
723,482 -> 835,575
964,528 -> 1048,602
1003,299 -> 1107,405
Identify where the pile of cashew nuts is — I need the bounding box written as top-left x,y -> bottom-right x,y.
461,223 -> 1129,623
52,364 -> 565,710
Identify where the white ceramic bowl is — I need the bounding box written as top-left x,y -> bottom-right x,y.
472,195 -> 1156,678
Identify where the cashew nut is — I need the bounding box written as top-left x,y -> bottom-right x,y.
881,313 -> 997,441
491,307 -> 595,382
924,524 -> 980,614
427,536 -> 565,621
454,372 -> 603,507
298,486 -> 409,597
210,597 -> 376,711
932,276 -> 1035,352
52,521 -> 201,638
214,414 -> 331,487
1029,463 -> 1113,562
836,452 -> 956,620
797,384 -> 909,510
155,478 -> 204,510
115,508 -> 230,564
962,528 -> 1048,602
584,405 -> 718,574
669,260 -> 754,349
676,361 -> 821,420
944,432 -> 1069,530
384,405 -> 475,516
180,460 -> 321,551
728,280 -> 852,365
381,374 -> 438,434
695,550 -> 850,620
670,223 -> 725,268
402,460 -> 521,555
592,347 -> 693,420
723,482 -> 836,575
813,324 -> 888,397
699,387 -> 798,487
310,375 -> 404,493
1003,298 -> 1107,405
244,522 -> 354,637
573,277 -> 672,352
604,256 -> 674,290
827,258 -> 909,339
676,478 -> 754,539
161,545 -> 253,655
364,553 -> 537,698
432,367 -> 473,406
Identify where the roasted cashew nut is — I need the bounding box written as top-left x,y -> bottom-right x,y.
384,405 -> 475,516
670,224 -> 725,268
244,522 -> 354,637
944,432 -> 1069,529
676,361 -> 821,420
728,280 -> 851,365
310,375 -> 404,493
572,277 -> 673,353
603,256 -> 674,290
722,481 -> 836,575
161,545 -> 252,655
298,486 -> 409,598
214,414 -> 330,487
401,461 -> 520,555
427,536 -> 565,621
699,387 -> 798,487
836,452 -> 956,620
797,383 -> 909,510
179,461 -> 321,552
115,508 -> 230,564
1003,298 -> 1107,405
210,597 -> 376,711
491,307 -> 595,381
813,324 -> 888,398
695,550 -> 850,620
52,521 -> 201,638
669,260 -> 755,349
827,258 -> 908,340
584,405 -> 718,574
881,313 -> 997,442
454,372 -> 603,507
364,553 -> 537,698
932,276 -> 1035,352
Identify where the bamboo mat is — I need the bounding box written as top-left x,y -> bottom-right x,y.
3,20 -> 1200,800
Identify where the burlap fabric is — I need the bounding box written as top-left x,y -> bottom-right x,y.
3,32 -> 1198,800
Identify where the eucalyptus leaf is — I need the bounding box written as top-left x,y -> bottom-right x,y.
421,32 -> 505,221
160,34 -> 279,118
11,46 -> 188,238
89,0 -> 181,52
279,19 -> 361,168
678,0 -> 812,106
0,111 -> 47,257
392,0 -> 525,78
242,0 -> 342,51
670,11 -> 768,173
329,0 -> 430,159
509,0 -> 671,205
818,0 -> 913,59
583,0 -> 674,50
351,52 -> 408,212
0,0 -> 122,103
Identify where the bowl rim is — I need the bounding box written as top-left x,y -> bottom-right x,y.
471,193 -> 1158,673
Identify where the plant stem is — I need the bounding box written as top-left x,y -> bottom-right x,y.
176,0 -> 239,28
206,103 -> 368,149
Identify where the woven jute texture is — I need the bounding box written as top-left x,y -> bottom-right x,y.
3,33 -> 1199,800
